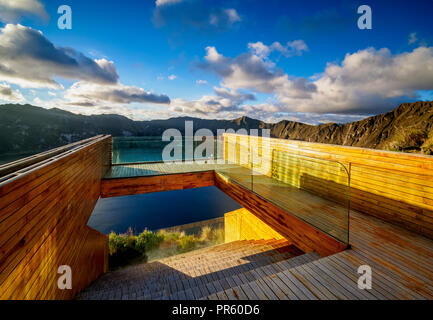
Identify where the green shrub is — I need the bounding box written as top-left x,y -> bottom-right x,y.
210,228 -> 225,243
108,225 -> 225,268
108,231 -> 139,253
177,235 -> 196,253
136,230 -> 164,252
108,231 -> 145,270
158,230 -> 182,241
200,226 -> 212,241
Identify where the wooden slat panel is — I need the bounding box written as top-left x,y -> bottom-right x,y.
0,136 -> 110,300
0,135 -> 105,178
100,171 -> 215,198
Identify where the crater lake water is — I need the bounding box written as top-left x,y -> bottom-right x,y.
88,137 -> 241,234
88,186 -> 241,234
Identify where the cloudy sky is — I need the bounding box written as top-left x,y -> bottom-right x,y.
0,0 -> 432,124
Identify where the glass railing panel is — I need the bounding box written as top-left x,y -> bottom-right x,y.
215,140 -> 350,245
109,136 -> 225,179
112,136 -> 219,164
213,136 -> 253,190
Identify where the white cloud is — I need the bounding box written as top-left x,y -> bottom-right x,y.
154,1 -> 241,32
0,24 -> 171,109
196,80 -> 208,85
0,24 -> 119,89
167,97 -> 368,124
64,81 -> 170,106
199,46 -> 288,93
197,45 -> 433,114
155,0 -> 183,7
247,42 -> 271,59
290,46 -> 433,113
0,0 -> 48,23
226,9 -> 241,23
31,95 -> 174,121
0,83 -> 25,102
168,74 -> 177,80
238,103 -> 368,124
169,87 -> 254,115
409,32 -> 418,45
248,40 -> 308,58
210,8 -> 240,27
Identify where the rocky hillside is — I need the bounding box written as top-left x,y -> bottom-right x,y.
0,101 -> 432,157
270,101 -> 433,154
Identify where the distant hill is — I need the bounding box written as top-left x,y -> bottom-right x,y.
0,101 -> 432,158
270,101 -> 433,154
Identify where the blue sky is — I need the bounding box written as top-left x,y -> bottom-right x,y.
0,0 -> 432,124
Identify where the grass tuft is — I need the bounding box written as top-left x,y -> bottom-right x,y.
108,224 -> 225,269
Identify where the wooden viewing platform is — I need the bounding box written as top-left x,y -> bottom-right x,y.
78,208 -> 433,300
1,133 -> 433,299
102,160 -> 349,246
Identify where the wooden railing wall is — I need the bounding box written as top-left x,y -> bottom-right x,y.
0,135 -> 111,300
224,133 -> 433,239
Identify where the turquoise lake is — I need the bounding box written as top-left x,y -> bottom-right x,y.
88,137 -> 240,234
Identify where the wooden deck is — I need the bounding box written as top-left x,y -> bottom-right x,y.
78,208 -> 433,300
212,208 -> 433,300
98,161 -> 433,299
104,160 -> 233,179
3,133 -> 433,300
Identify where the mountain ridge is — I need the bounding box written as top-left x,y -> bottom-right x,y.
0,101 -> 432,157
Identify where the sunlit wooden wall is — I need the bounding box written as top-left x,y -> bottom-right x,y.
0,135 -> 111,300
224,133 -> 433,239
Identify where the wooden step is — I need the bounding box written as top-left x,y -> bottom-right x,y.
159,252 -> 321,300
77,240 -> 297,298
76,239 -> 313,300
124,249 -> 303,300
199,252 -> 322,300
82,239 -> 292,290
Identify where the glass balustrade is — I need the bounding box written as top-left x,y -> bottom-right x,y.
214,140 -> 350,245
110,135 -> 350,244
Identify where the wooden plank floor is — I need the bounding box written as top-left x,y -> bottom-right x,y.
215,209 -> 433,300
102,162 -> 433,299
79,209 -> 433,300
104,161 -> 237,179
